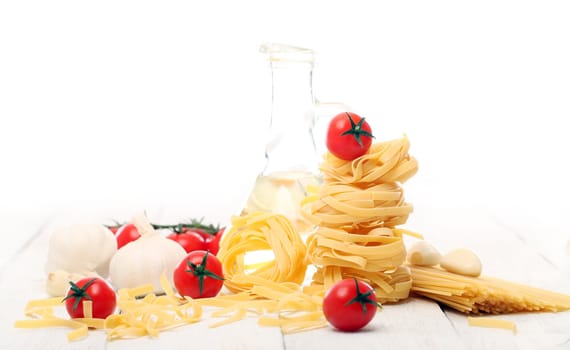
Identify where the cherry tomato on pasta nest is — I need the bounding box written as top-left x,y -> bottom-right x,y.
326,112 -> 374,161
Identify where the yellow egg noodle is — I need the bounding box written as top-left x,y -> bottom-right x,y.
409,265 -> 570,315
15,298 -> 104,341
467,317 -> 517,333
302,136 -> 419,302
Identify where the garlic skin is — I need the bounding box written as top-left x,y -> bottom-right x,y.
407,241 -> 442,267
45,224 -> 117,277
109,212 -> 186,293
45,269 -> 97,297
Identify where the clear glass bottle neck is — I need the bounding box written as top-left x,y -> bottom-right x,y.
270,62 -> 315,128
264,61 -> 319,175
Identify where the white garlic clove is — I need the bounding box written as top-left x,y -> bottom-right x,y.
131,211 -> 157,237
45,270 -> 89,296
440,248 -> 482,277
407,241 -> 442,267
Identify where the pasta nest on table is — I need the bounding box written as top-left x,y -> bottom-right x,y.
217,212 -> 308,294
302,136 -> 419,302
303,136 -> 418,230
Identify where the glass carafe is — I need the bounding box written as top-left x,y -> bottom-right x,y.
242,43 -> 323,234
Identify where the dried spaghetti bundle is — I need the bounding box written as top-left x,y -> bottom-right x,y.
410,265 -> 570,314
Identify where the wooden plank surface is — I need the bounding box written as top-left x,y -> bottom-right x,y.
284,298 -> 466,350
1,206 -> 569,350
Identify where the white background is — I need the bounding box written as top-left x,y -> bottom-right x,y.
1,1 -> 569,258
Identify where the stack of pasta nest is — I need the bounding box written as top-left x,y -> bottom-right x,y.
303,136 -> 419,302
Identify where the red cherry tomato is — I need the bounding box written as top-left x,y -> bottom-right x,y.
182,227 -> 212,240
167,230 -> 206,253
204,228 -> 225,255
326,112 -> 374,160
115,223 -> 141,249
63,277 -> 116,319
180,226 -> 225,255
173,250 -> 224,299
322,278 -> 381,332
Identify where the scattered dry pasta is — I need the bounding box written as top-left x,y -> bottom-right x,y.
14,278 -> 202,341
467,317 -> 517,333
15,297 -> 104,341
195,276 -> 326,332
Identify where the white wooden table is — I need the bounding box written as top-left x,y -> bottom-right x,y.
1,205 -> 569,350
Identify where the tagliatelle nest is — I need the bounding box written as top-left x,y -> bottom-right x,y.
217,212 -> 308,293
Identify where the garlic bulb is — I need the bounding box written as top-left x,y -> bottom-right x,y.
109,212 -> 186,293
45,269 -> 97,297
45,223 -> 117,277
